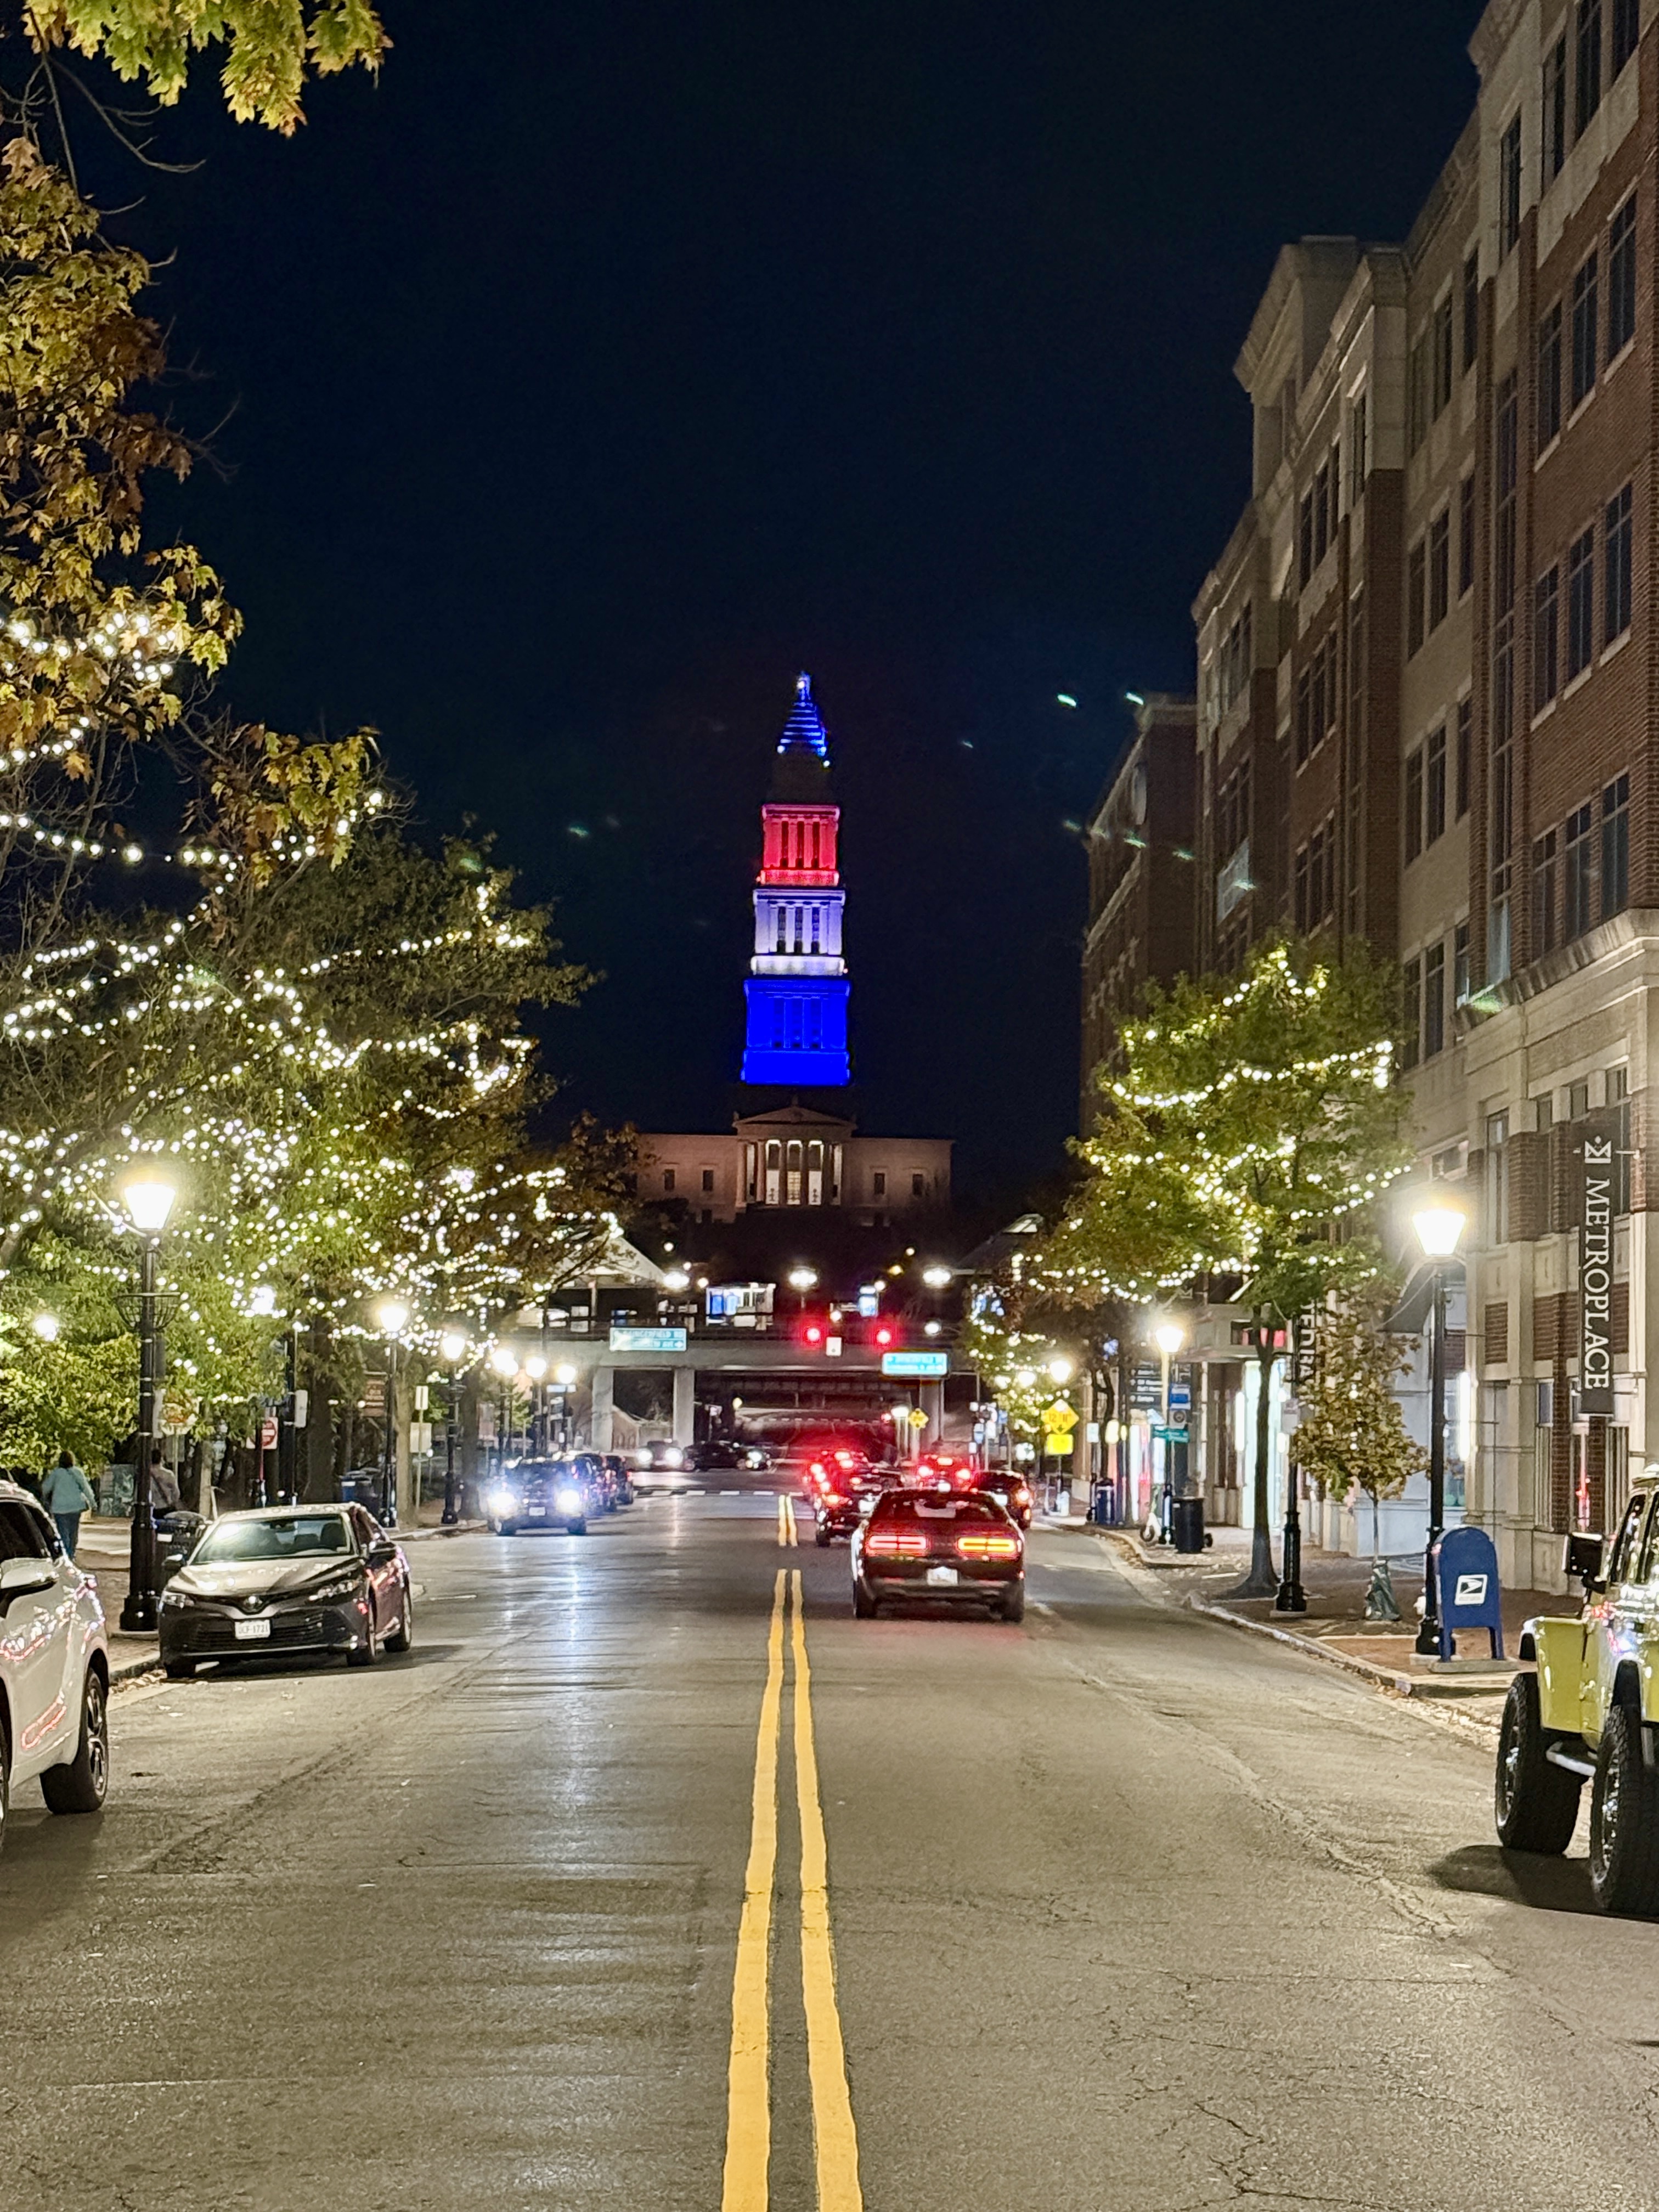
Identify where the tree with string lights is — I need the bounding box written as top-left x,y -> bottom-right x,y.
1048,940 -> 1415,1597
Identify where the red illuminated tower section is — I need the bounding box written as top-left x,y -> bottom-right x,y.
742,674 -> 850,1085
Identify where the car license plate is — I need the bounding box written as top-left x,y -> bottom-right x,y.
528,1505 -> 546,1516
234,1617 -> 272,1640
926,1565 -> 958,1587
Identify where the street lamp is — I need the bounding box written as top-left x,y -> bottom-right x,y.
488,1343 -> 517,1468
788,1265 -> 818,1311
663,1267 -> 690,1294
1153,1322 -> 1184,1545
922,1265 -> 952,1290
119,1169 -> 177,1632
376,1298 -> 409,1527
439,1329 -> 467,1523
1413,1198 -> 1468,1657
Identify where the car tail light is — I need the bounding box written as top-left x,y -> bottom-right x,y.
821,1491 -> 845,1506
1012,1484 -> 1031,1506
865,1528 -> 928,1556
957,1532 -> 1021,1559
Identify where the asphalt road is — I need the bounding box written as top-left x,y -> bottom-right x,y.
7,1481 -> 1659,2211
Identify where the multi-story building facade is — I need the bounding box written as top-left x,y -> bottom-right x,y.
1079,693 -> 1197,1127
1184,0 -> 1656,1582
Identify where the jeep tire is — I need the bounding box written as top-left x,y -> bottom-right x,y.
1495,1672 -> 1582,1854
1589,1706 -> 1659,1914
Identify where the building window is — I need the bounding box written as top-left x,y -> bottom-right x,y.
1536,301 -> 1562,447
911,1172 -> 926,1199
872,1170 -> 886,1198
1454,919 -> 1471,1006
1544,32 -> 1569,179
1347,388 -> 1368,503
1432,294 -> 1454,418
1426,724 -> 1447,845
1407,539 -> 1426,656
1533,565 -> 1560,709
1424,942 -> 1446,1059
701,1167 -> 715,1193
1456,698 -> 1472,819
1608,194 -> 1637,358
1458,474 -> 1475,600
1613,0 -> 1639,74
1405,745 -> 1424,862
1565,800 -> 1595,936
1462,249 -> 1480,370
662,1167 -> 676,1192
1567,526 -> 1595,677
1571,251 -> 1599,408
1605,481 -> 1633,642
1313,455 -> 1331,565
1577,0 -> 1604,136
1402,957 -> 1421,1071
1428,508 -> 1451,631
1408,331 -> 1429,454
1297,489 -> 1314,589
1533,828 -> 1559,954
1488,1111 -> 1510,1244
1602,772 -> 1630,918
1500,114 -> 1522,259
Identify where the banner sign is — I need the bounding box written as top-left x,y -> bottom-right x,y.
882,1350 -> 948,1379
1577,1109 -> 1620,1416
610,1325 -> 688,1352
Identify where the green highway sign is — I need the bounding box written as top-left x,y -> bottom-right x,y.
1152,1424 -> 1189,1442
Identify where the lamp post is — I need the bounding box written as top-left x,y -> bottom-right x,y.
119,1171 -> 177,1632
524,1353 -> 548,1452
376,1299 -> 409,1527
553,1361 -> 578,1452
439,1329 -> 467,1522
1277,1312 -> 1308,1615
489,1344 -> 518,1468
1154,1322 -> 1183,1545
1413,1200 -> 1468,1657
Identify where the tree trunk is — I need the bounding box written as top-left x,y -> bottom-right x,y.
1227,1325 -> 1280,1596
303,1315 -> 340,1502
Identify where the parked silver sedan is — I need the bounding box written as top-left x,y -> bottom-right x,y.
159,1503 -> 411,1676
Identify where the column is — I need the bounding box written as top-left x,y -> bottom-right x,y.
590,1365 -> 615,1453
672,1365 -> 696,1447
921,1379 -> 944,1446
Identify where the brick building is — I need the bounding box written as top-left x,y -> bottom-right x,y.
1079,693 -> 1197,1127
1181,0 -> 1658,1581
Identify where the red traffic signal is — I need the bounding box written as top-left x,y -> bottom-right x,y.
872,1322 -> 898,1348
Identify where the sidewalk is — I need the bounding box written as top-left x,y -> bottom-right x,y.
76,1502 -> 482,1689
1078,1520 -> 1565,1742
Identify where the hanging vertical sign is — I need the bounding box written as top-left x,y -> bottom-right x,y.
1578,1109 -> 1619,1416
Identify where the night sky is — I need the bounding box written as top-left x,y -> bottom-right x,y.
77,1 -> 1482,1201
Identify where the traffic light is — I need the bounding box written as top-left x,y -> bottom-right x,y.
872,1321 -> 898,1349
801,1315 -> 827,1348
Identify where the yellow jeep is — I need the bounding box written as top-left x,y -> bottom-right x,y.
1496,1479 -> 1659,1913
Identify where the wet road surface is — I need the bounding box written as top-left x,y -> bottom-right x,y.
7,1479 -> 1659,2211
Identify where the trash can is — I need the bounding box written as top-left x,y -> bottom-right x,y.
1171,1496 -> 1206,1553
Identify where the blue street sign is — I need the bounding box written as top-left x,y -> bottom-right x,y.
608,1325 -> 688,1352
1431,1525 -> 1504,1661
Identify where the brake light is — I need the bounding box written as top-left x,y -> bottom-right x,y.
810,1462 -> 827,1478
865,1528 -> 928,1556
1012,1485 -> 1031,1505
957,1532 -> 1021,1559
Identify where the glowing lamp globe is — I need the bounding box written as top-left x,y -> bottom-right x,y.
1413,1203 -> 1468,1259
488,1346 -> 518,1380
922,1265 -> 952,1290
788,1267 -> 819,1293
524,1355 -> 548,1380
1154,1323 -> 1184,1358
663,1268 -> 691,1293
31,1311 -> 59,1342
122,1175 -> 177,1234
553,1363 -> 578,1389
1047,1356 -> 1074,1385
440,1331 -> 467,1363
376,1299 -> 410,1336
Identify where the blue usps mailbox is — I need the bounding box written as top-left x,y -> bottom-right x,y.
1430,1525 -> 1504,1661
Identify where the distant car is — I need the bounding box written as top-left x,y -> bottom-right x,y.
489,1459 -> 587,1536
850,1488 -> 1024,1622
738,1444 -> 771,1472
0,1477 -> 111,1847
807,1454 -> 895,1544
159,1503 -> 411,1675
601,1454 -> 636,1506
968,1472 -> 1034,1530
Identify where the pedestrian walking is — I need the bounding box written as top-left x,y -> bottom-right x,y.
41,1449 -> 96,1559
148,1445 -> 180,1514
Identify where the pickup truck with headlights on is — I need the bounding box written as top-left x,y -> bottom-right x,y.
1497,1480 -> 1659,1912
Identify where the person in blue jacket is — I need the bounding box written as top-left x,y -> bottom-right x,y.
41,1449 -> 97,1559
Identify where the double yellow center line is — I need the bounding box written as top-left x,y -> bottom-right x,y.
721,1565 -> 862,2212
776,1493 -> 798,1545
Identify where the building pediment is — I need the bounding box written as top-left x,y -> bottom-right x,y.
733,1103 -> 855,1138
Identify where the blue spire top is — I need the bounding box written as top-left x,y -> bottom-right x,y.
777,671 -> 830,759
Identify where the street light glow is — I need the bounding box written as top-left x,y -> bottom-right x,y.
1154,1322 -> 1184,1357
787,1266 -> 819,1292
663,1267 -> 690,1291
440,1330 -> 467,1363
524,1354 -> 548,1379
377,1297 -> 410,1335
554,1362 -> 578,1389
922,1265 -> 952,1289
1047,1356 -> 1074,1384
1413,1202 -> 1468,1258
31,1311 -> 59,1341
488,1345 -> 518,1379
121,1173 -> 177,1233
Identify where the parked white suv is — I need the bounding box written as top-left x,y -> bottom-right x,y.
0,1476 -> 111,1849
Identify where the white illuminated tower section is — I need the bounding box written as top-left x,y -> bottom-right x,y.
741,673 -> 851,1085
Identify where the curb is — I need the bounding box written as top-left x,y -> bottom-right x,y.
1187,1594 -> 1504,1744
109,1649 -> 161,1687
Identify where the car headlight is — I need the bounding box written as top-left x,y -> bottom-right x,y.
489,1485 -> 518,1513
306,1574 -> 363,1604
160,1586 -> 194,1610
555,1487 -> 583,1513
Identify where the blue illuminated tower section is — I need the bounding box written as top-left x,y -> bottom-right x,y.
741,673 -> 851,1085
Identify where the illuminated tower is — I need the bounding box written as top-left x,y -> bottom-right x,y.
741,673 -> 851,1085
